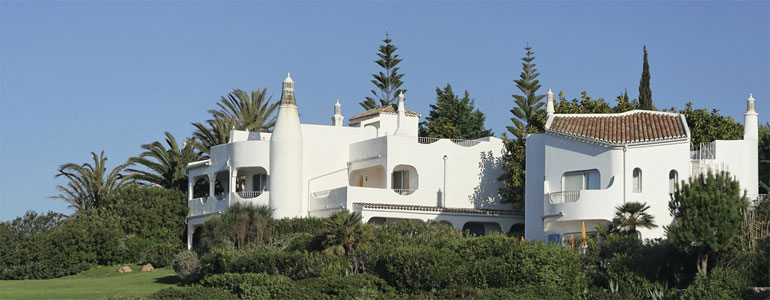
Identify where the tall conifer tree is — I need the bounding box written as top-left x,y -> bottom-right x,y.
360,34 -> 406,110
639,45 -> 653,110
499,44 -> 546,206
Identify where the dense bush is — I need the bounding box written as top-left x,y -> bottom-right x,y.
201,273 -> 294,299
201,245 -> 348,280
146,286 -> 239,300
0,210 -> 129,279
172,250 -> 202,283
297,274 -> 398,299
680,267 -> 751,300
375,245 -> 462,292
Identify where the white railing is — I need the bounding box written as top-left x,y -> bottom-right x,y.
214,193 -> 225,200
309,187 -> 347,213
237,191 -> 262,199
418,137 -> 440,144
748,194 -> 767,208
417,137 -> 482,147
393,188 -> 416,195
548,191 -> 581,204
690,142 -> 716,160
188,197 -> 218,216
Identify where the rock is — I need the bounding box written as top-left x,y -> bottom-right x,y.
140,263 -> 154,272
118,266 -> 132,273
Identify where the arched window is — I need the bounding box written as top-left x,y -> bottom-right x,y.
632,168 -> 642,192
669,170 -> 678,194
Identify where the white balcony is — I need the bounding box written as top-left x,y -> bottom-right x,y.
188,196 -> 227,217
544,189 -> 619,224
237,191 -> 263,199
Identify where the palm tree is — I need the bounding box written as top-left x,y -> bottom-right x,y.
51,151 -> 133,212
126,132 -> 201,192
192,88 -> 279,155
611,201 -> 657,235
322,211 -> 372,273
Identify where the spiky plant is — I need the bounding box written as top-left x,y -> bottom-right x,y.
612,201 -> 657,235
322,211 -> 372,273
126,132 -> 201,192
51,151 -> 133,212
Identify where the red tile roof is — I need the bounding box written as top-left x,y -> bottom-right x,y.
353,202 -> 523,216
546,110 -> 687,145
349,105 -> 420,123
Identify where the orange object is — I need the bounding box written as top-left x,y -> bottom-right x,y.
520,236 -> 524,245
569,234 -> 575,249
581,222 -> 588,247
359,176 -> 364,187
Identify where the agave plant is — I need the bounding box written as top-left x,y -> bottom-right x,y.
51,151 -> 134,212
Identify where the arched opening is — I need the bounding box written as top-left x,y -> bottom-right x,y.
632,168 -> 642,193
463,222 -> 485,237
236,167 -> 268,199
392,164 -> 418,195
349,165 -> 386,188
214,171 -> 229,200
368,217 -> 386,225
192,176 -> 210,199
438,220 -> 453,228
508,223 -> 525,238
191,226 -> 203,252
668,170 -> 678,194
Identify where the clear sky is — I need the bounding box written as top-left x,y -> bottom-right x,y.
1,1 -> 768,220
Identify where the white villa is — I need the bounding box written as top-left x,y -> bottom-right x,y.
525,90 -> 761,243
184,73 -> 762,249
185,74 -> 520,248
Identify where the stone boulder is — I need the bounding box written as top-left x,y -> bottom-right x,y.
140,263 -> 154,272
118,266 -> 132,273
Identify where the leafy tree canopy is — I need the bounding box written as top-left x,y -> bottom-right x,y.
419,84 -> 492,139
667,170 -> 748,276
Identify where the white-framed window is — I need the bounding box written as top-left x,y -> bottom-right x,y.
633,168 -> 642,193
392,170 -> 410,190
253,174 -> 267,191
562,170 -> 601,192
668,170 -> 678,194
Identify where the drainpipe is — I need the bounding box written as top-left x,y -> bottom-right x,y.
443,155 -> 448,208
623,144 -> 628,204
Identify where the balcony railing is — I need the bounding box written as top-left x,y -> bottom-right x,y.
237,191 -> 263,199
417,137 -> 481,147
393,188 -> 416,195
548,191 -> 581,204
690,141 -> 716,160
748,194 -> 767,208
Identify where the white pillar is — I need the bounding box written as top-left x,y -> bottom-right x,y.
187,225 -> 194,250
269,73 -> 304,218
332,100 -> 344,127
546,89 -> 555,118
744,94 -> 759,195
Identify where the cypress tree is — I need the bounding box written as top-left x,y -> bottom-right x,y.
419,84 -> 492,139
638,45 -> 653,110
360,34 -> 406,110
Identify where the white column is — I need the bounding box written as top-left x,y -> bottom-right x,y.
187,225 -> 194,250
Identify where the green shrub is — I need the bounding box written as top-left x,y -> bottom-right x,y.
147,286 -> 238,300
680,267 -> 751,300
201,245 -> 348,280
201,273 -> 294,299
172,250 -> 202,283
375,245 -> 461,292
297,274 -> 397,299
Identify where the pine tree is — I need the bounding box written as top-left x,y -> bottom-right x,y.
360,35 -> 406,111
499,44 -> 546,206
419,84 -> 493,139
506,44 -> 546,139
668,170 -> 748,276
638,45 -> 653,110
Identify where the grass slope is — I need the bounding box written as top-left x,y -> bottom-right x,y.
0,265 -> 180,300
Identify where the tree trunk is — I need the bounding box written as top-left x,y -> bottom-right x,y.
697,249 -> 709,276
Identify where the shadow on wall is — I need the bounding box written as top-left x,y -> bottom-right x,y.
469,150 -> 504,209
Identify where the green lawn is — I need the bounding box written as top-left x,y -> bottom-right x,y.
0,265 -> 181,300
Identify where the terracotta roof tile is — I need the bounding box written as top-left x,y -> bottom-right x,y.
547,110 -> 687,145
349,105 -> 420,123
352,202 -> 523,216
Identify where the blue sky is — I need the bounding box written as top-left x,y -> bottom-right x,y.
1,1 -> 768,220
